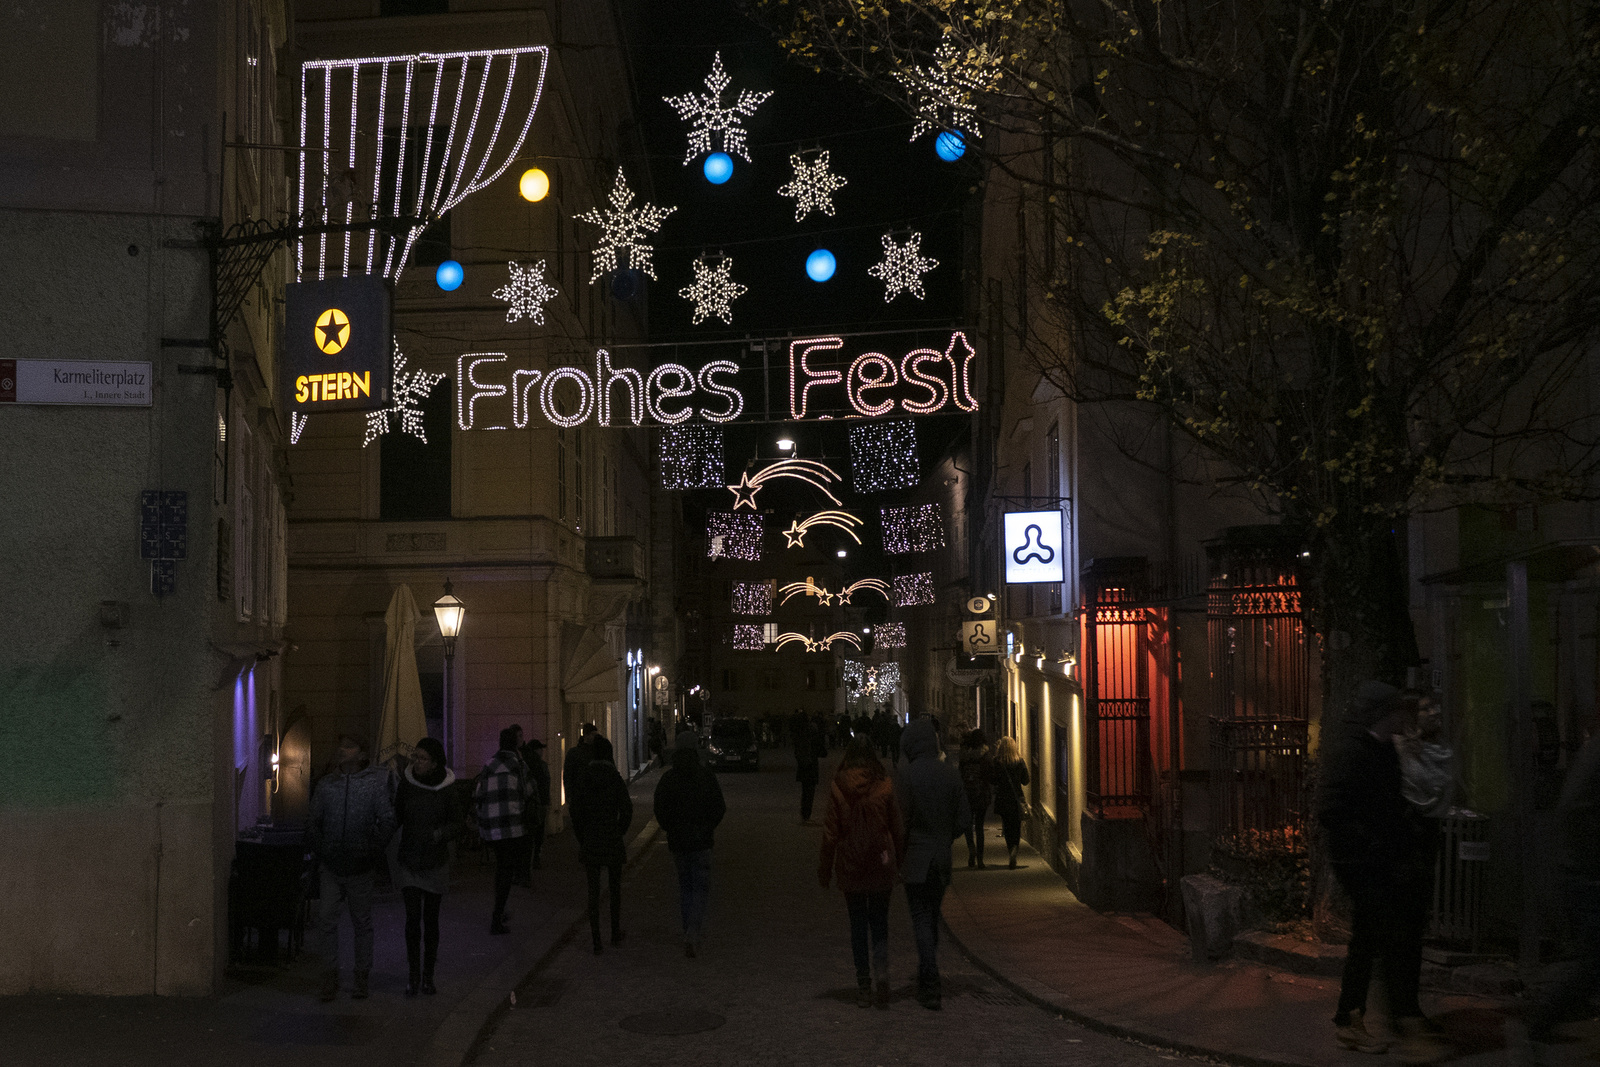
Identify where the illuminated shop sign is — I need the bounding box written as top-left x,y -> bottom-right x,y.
284,276 -> 393,414
454,331 -> 978,430
1003,509 -> 1065,584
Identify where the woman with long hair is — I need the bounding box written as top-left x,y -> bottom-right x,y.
818,735 -> 906,1009
990,737 -> 1030,869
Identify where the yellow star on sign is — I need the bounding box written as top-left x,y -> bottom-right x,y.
315,308 -> 351,355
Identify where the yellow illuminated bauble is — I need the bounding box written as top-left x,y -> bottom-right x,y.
518,167 -> 550,202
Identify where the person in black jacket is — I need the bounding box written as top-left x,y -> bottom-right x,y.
794,713 -> 822,823
989,737 -> 1030,868
393,737 -> 464,996
568,734 -> 634,954
653,732 -> 728,957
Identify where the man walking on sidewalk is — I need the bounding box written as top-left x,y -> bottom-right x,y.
654,730 -> 727,957
475,728 -> 534,935
897,715 -> 971,1011
308,734 -> 395,1002
569,734 -> 634,954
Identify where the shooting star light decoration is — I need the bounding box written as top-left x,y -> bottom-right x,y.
782,510 -> 865,548
822,631 -> 862,652
840,579 -> 891,605
728,458 -> 843,510
774,631 -> 820,652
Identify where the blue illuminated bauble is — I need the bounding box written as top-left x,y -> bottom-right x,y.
805,248 -> 837,282
935,131 -> 966,162
611,269 -> 641,301
703,152 -> 734,184
435,260 -> 464,291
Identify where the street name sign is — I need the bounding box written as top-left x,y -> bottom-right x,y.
0,358 -> 152,406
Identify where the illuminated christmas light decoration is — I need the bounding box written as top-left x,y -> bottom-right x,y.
935,131 -> 965,161
297,47 -> 549,282
732,580 -> 774,616
823,631 -> 862,652
867,231 -> 939,302
703,152 -> 734,184
365,342 -> 445,447
782,510 -> 864,548
840,579 -> 891,605
892,572 -> 937,607
707,511 -> 763,561
849,420 -> 919,492
492,260 -> 559,324
290,411 -> 309,445
875,622 -> 907,649
732,624 -> 766,651
843,661 -> 899,702
779,579 -> 819,606
519,167 -> 550,202
776,151 -> 848,221
679,255 -> 747,326
727,458 -> 843,510
871,663 -> 902,700
774,632 -> 818,652
881,504 -> 946,554
576,168 -> 676,283
660,425 -> 725,489
806,249 -> 837,282
662,52 -> 772,165
893,30 -> 996,142
436,260 -> 464,291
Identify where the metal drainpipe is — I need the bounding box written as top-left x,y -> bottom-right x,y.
1508,560 -> 1539,974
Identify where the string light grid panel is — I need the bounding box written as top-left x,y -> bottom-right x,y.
849,420 -> 919,493
732,581 -> 774,616
881,504 -> 946,554
660,425 -> 726,489
875,622 -> 907,649
892,572 -> 936,607
732,624 -> 766,651
706,511 -> 763,561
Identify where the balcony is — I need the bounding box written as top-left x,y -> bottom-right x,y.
586,536 -> 645,581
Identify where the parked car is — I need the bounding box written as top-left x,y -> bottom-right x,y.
706,717 -> 759,772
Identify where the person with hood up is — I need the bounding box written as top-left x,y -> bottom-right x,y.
819,735 -> 906,1009
308,734 -> 396,1002
653,730 -> 728,957
990,737 -> 1031,869
568,734 -> 634,954
393,737 -> 464,996
958,728 -> 994,869
897,715 -> 971,1011
473,727 -> 533,936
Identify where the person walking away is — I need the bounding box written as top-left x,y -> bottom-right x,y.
898,715 -> 971,1010
958,728 -> 994,868
569,734 -> 634,953
990,737 -> 1030,868
518,732 -> 552,871
1317,681 -> 1438,1060
795,714 -> 822,824
562,721 -> 598,811
653,731 -> 728,957
308,734 -> 396,1002
474,728 -> 533,935
1390,694 -> 1454,1035
394,738 -> 464,996
819,736 -> 906,1009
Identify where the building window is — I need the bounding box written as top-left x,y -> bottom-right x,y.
721,669 -> 739,692
381,381 -> 452,520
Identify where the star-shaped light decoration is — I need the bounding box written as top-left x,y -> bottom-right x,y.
575,168 -> 676,283
868,231 -> 939,302
776,151 -> 848,221
364,343 -> 445,448
782,510 -> 865,548
893,29 -> 998,141
726,459 -> 843,510
728,471 -> 762,510
680,255 -> 747,326
662,51 -> 773,164
816,588 -> 836,607
492,260 -> 559,324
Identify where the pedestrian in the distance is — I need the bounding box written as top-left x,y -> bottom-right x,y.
795,712 -> 822,823
473,727 -> 533,936
819,735 -> 906,1009
308,734 -> 395,1002
393,737 -> 464,997
1391,693 -> 1454,1032
653,731 -> 728,957
990,737 -> 1030,868
569,734 -> 634,954
898,715 -> 971,1011
518,731 -> 552,871
958,728 -> 994,869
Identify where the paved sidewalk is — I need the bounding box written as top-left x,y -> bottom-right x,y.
942,834 -> 1593,1067
1,764 -> 662,1067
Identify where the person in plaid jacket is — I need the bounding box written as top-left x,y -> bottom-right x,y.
474,727 -> 533,935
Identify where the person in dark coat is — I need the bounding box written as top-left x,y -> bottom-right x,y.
898,715 -> 971,1010
794,713 -> 823,823
568,734 -> 634,954
990,736 -> 1030,868
516,730 -> 552,871
308,734 -> 395,1002
653,731 -> 728,957
393,737 -> 464,996
958,728 -> 994,869
819,736 -> 906,1009
562,722 -> 598,811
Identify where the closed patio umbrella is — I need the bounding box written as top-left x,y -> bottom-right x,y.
377,584 -> 429,766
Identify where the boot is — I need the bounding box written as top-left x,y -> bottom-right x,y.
405,961 -> 420,997
1394,1016 -> 1450,1064
874,980 -> 890,1010
966,848 -> 976,869
351,970 -> 369,1000
421,945 -> 437,995
856,980 -> 873,1008
611,928 -> 626,946
318,969 -> 340,1003
1008,846 -> 1019,869
592,933 -> 604,955
1335,1009 -> 1390,1054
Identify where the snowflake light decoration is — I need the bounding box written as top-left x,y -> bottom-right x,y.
492,260 -> 559,324
660,425 -> 725,489
575,168 -> 676,283
680,255 -> 747,326
894,30 -> 996,141
850,420 -> 919,493
875,622 -> 907,649
867,231 -> 939,302
663,52 -> 773,164
892,572 -> 937,607
290,411 -> 309,445
707,510 -> 763,561
364,343 -> 445,447
732,624 -> 766,651
732,581 -> 774,616
881,503 -> 946,554
776,151 -> 848,221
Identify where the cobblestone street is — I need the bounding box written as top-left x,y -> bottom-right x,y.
473,756 -> 1181,1067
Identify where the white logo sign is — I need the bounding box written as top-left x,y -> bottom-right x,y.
959,620 -> 1000,656
1003,510 -> 1065,584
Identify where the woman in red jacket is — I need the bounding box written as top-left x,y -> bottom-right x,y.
818,735 -> 907,1010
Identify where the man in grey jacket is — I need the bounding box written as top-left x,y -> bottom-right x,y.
898,715 -> 971,1010
308,734 -> 396,1001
